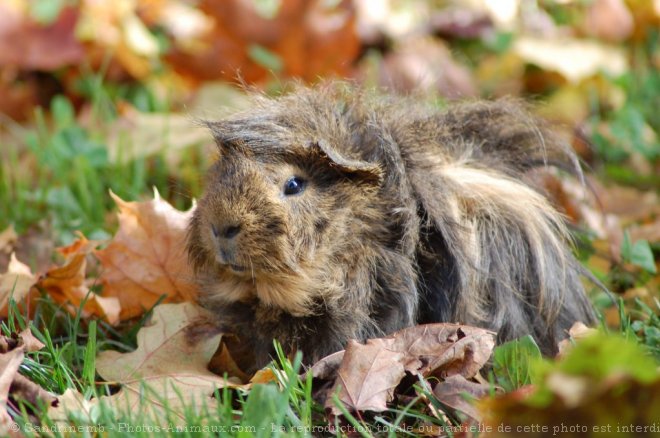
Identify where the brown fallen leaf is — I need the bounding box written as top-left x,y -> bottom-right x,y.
0,254 -> 37,318
327,324 -> 495,414
0,330 -> 55,437
309,350 -> 345,381
331,338 -> 405,413
96,302 -> 237,422
0,347 -> 25,437
0,328 -> 44,355
36,236 -> 120,324
432,374 -> 490,423
96,190 -> 199,320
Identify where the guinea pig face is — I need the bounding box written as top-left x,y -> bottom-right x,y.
196,155 -> 304,277
189,138 -> 383,314
198,145 -> 354,278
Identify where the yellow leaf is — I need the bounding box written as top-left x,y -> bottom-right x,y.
37,235 -> 120,324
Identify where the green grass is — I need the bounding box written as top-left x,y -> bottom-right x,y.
0,74 -> 205,245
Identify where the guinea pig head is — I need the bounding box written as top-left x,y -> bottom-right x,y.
187,127 -> 383,317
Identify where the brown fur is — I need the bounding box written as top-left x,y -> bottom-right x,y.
187,84 -> 596,371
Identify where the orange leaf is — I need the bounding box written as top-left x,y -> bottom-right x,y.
95,189 -> 199,320
36,235 -> 120,324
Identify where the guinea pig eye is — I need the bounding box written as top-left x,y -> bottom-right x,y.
283,176 -> 305,196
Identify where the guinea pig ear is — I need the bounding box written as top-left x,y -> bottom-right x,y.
205,121 -> 244,154
310,140 -> 383,185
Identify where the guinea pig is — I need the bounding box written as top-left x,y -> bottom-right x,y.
187,84 -> 596,370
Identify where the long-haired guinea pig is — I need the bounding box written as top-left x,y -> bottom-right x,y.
187,85 -> 595,370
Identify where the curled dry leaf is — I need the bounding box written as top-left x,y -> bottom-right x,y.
327,324 -> 495,414
0,328 -> 43,354
0,343 -> 56,437
16,328 -> 44,354
432,374 -> 491,423
96,190 -> 199,320
36,235 -> 120,324
0,254 -> 37,318
96,302 -> 237,423
0,347 -> 25,437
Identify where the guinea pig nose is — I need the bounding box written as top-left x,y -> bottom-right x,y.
221,224 -> 241,239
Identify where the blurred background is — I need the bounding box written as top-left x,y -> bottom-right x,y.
0,0 -> 658,313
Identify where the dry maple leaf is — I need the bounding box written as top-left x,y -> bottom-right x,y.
0,254 -> 37,318
95,189 -> 199,320
332,339 -> 405,413
96,302 -> 237,422
36,235 -> 120,324
327,324 -> 495,414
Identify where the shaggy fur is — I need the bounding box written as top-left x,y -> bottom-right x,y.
187,85 -> 596,370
